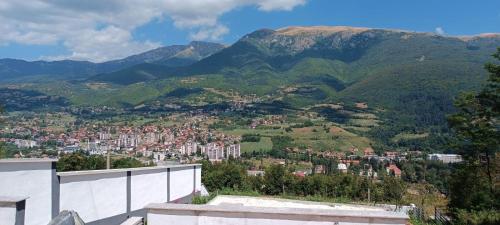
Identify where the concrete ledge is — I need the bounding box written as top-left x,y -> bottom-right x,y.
57,164 -> 201,177
0,159 -> 57,164
147,195 -> 409,225
0,196 -> 28,207
147,203 -> 408,220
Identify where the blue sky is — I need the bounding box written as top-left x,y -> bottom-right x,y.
0,0 -> 499,62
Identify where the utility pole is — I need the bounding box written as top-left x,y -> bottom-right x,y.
107,149 -> 111,170
368,186 -> 371,203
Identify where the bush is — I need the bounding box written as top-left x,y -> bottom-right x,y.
241,134 -> 261,142
192,194 -> 216,204
454,209 -> 500,225
303,120 -> 314,127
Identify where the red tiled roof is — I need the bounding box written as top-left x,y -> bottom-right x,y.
388,164 -> 401,175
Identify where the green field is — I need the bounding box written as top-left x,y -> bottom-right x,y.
221,122 -> 372,152
240,137 -> 273,153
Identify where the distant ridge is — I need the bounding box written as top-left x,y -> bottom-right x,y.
81,25 -> 500,93
0,41 -> 225,82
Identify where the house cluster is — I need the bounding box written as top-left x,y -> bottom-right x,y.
249,115 -> 286,129
0,116 -> 241,163
326,147 -> 405,178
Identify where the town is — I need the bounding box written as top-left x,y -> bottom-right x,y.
0,112 -> 242,164
0,108 -> 462,179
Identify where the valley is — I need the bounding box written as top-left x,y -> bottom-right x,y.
1,26 -> 499,152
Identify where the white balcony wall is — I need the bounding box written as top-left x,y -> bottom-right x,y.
59,172 -> 128,223
169,167 -> 195,201
0,159 -> 201,225
130,170 -> 168,211
0,160 -> 55,225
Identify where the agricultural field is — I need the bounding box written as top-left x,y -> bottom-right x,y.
219,118 -> 373,153
240,137 -> 273,153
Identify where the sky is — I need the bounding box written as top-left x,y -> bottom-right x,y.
0,0 -> 499,62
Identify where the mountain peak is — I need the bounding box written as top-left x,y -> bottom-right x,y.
275,26 -> 371,36
457,33 -> 500,41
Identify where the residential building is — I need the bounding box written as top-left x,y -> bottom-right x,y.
337,163 -> 348,173
181,141 -> 198,156
202,142 -> 224,161
225,144 -> 240,158
386,164 -> 401,178
13,139 -> 38,148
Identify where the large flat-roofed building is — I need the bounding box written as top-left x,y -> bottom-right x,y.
146,195 -> 409,225
428,154 -> 463,163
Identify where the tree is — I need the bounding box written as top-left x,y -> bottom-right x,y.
202,160 -> 245,191
381,176 -> 406,206
263,164 -> 287,195
447,48 -> 500,220
57,152 -> 91,172
112,157 -> 144,169
57,152 -> 145,172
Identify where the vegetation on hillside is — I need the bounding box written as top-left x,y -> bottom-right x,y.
446,48 -> 500,224
201,159 -> 408,205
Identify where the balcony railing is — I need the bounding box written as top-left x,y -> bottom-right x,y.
0,159 -> 201,225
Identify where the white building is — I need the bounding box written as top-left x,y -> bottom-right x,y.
62,145 -> 80,153
153,151 -> 167,163
337,163 -> 348,173
98,132 -> 112,140
118,134 -> 141,148
181,141 -> 198,156
144,132 -> 161,145
201,143 -> 224,161
225,144 -> 241,159
427,154 -> 463,163
14,139 -> 38,148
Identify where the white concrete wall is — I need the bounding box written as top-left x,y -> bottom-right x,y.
1,161 -> 200,225
130,170 -> 168,211
0,206 -> 16,225
59,172 -> 128,223
0,160 -> 55,225
169,168 -> 194,201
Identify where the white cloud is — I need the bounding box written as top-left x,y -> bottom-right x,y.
189,25 -> 230,41
258,0 -> 306,11
435,27 -> 445,35
0,0 -> 307,62
42,26 -> 161,62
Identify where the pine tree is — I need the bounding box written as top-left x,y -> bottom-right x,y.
447,48 -> 500,220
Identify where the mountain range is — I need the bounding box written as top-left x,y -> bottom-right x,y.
0,41 -> 225,82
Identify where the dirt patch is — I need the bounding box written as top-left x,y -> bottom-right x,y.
329,126 -> 344,133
